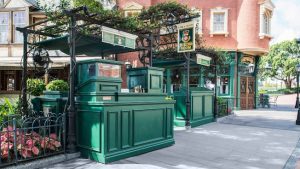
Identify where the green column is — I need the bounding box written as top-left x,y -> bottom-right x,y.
198,66 -> 204,87
166,68 -> 171,94
236,52 -> 243,110
254,56 -> 261,108
182,69 -> 186,88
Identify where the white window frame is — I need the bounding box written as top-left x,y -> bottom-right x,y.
191,8 -> 203,36
210,8 -> 229,37
13,11 -> 26,43
123,2 -> 143,17
0,12 -> 9,44
259,0 -> 274,39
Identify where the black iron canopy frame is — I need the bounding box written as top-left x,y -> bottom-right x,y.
16,6 -> 154,153
16,5 -> 219,151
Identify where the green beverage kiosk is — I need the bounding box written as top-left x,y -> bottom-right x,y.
76,59 -> 175,163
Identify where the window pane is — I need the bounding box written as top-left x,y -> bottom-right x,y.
213,13 -> 225,32
263,14 -> 269,34
219,77 -> 229,94
13,11 -> 26,43
0,12 -> 9,43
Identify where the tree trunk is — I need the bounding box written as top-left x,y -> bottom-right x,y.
284,80 -> 292,89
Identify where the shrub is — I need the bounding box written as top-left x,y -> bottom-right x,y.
27,79 -> 46,96
46,80 -> 69,91
0,98 -> 17,123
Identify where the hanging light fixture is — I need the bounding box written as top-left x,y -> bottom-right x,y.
248,63 -> 255,73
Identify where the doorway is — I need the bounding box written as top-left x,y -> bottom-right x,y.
240,76 -> 255,109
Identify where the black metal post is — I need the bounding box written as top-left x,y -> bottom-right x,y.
21,31 -> 28,116
67,15 -> 76,153
296,71 -> 300,125
149,33 -> 153,67
214,59 -> 218,119
296,72 -> 299,108
185,52 -> 191,128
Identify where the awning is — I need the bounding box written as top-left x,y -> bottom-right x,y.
34,34 -> 137,56
0,56 -> 102,69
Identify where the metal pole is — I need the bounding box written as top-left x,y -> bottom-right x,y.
21,31 -> 28,116
214,59 -> 218,119
149,33 -> 153,67
67,15 -> 76,153
296,71 -> 300,124
185,52 -> 191,129
296,72 -> 299,108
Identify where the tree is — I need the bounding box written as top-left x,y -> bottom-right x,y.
259,39 -> 300,89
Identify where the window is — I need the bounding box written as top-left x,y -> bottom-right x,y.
123,2 -> 143,17
210,8 -> 228,37
213,13 -> 225,32
218,77 -> 230,95
13,11 -> 26,43
259,0 -> 274,39
0,12 -> 9,44
124,10 -> 141,17
263,14 -> 270,34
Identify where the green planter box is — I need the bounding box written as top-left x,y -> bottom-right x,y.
32,91 -> 68,115
173,87 -> 214,127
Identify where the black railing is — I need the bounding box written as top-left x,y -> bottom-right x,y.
0,113 -> 65,167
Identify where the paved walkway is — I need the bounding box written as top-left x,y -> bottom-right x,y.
44,94 -> 300,169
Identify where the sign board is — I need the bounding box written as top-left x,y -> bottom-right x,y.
177,21 -> 196,53
102,26 -> 138,49
196,54 -> 211,66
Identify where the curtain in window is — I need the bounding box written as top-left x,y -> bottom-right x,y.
13,11 -> 25,43
0,12 -> 9,43
213,13 -> 225,32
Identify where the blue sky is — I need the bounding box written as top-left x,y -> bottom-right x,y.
271,0 -> 300,44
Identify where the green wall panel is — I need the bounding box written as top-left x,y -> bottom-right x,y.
204,96 -> 213,116
107,111 -> 120,152
121,111 -> 131,149
192,96 -> 203,119
133,109 -> 164,146
77,111 -> 101,152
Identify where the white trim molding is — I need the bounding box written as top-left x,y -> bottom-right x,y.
123,1 -> 143,17
259,0 -> 275,39
210,7 -> 229,37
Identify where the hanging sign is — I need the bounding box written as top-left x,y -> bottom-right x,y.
177,21 -> 196,53
196,54 -> 211,66
102,26 -> 138,49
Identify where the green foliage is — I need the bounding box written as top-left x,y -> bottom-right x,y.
46,80 -> 69,91
0,98 -> 18,123
258,89 -> 267,94
259,39 -> 300,89
27,79 -> 46,96
139,2 -> 190,21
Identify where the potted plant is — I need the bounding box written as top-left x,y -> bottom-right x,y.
44,80 -> 69,99
27,79 -> 46,96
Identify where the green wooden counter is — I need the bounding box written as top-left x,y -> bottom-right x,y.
173,87 -> 214,127
76,93 -> 175,163
75,59 -> 175,163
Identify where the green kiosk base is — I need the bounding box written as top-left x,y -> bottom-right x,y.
173,87 -> 215,128
76,59 -> 175,163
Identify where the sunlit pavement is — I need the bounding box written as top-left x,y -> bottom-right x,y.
44,94 -> 300,169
